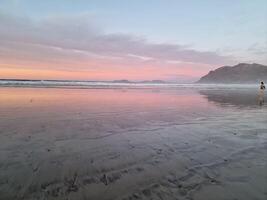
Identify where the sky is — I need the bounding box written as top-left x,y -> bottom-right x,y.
0,0 -> 266,82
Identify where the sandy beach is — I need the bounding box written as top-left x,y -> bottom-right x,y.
0,87 -> 266,200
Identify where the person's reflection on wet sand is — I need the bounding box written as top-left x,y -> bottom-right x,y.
199,89 -> 258,108
258,81 -> 265,106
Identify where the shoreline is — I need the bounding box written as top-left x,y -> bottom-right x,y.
0,82 -> 260,90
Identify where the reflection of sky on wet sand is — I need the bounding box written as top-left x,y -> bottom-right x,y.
0,87 -> 214,121
1,87 -> 265,139
0,87 -> 267,200
199,89 -> 266,108
0,87 -> 265,125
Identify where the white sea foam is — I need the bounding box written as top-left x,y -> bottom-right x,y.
0,80 -> 259,89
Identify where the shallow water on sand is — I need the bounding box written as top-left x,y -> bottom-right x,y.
0,87 -> 266,200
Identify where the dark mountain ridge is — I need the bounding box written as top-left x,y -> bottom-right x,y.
197,63 -> 267,83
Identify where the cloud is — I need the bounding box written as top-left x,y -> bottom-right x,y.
247,43 -> 267,55
0,12 -> 235,80
0,12 -> 233,62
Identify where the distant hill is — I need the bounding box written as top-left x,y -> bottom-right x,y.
112,79 -> 132,83
197,63 -> 267,83
139,80 -> 166,84
0,79 -> 167,84
112,79 -> 167,84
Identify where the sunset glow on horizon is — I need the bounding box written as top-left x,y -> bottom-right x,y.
0,0 -> 266,82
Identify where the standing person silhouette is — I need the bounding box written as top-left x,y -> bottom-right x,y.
258,81 -> 265,106
260,81 -> 265,90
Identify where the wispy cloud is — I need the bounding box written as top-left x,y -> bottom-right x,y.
0,12 -> 234,80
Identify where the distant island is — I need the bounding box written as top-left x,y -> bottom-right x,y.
0,79 -> 168,84
197,63 -> 267,84
0,79 -> 168,86
112,80 -> 166,84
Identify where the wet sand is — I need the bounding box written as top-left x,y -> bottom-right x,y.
0,87 -> 266,200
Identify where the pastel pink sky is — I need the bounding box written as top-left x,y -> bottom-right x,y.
1,0 -> 266,82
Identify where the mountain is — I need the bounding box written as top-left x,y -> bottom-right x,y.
197,63 -> 267,83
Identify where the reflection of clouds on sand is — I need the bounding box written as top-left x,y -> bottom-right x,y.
199,89 -> 264,107
0,87 -> 267,200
